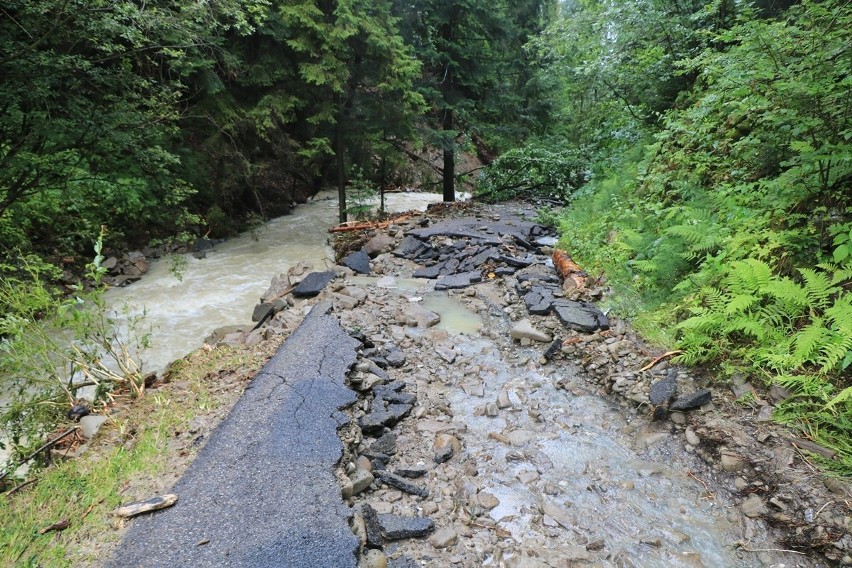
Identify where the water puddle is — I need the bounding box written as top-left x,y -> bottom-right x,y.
350,275 -> 482,335
443,337 -> 766,567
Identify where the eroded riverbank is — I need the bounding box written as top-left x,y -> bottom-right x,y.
5,200 -> 847,567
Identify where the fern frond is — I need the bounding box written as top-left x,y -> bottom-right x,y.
798,267 -> 837,309
816,262 -> 852,285
764,277 -> 809,312
723,316 -> 767,340
790,319 -> 828,369
824,293 -> 852,329
725,294 -> 759,314
727,258 -> 773,294
825,386 -> 852,411
818,332 -> 852,374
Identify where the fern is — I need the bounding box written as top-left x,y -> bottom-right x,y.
798,267 -> 837,309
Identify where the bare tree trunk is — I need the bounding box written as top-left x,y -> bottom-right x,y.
442,107 -> 455,202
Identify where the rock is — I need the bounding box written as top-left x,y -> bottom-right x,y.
343,250 -> 371,274
429,526 -> 458,549
102,256 -> 118,270
720,450 -> 745,472
510,319 -> 552,343
485,403 -> 499,417
334,293 -> 361,310
685,428 -> 701,446
413,264 -> 443,279
394,466 -> 428,479
522,287 -> 554,315
405,305 -> 441,328
741,495 -> 768,518
497,389 -> 512,409
435,346 -> 457,363
433,433 -> 461,463
434,271 -> 482,290
541,498 -> 575,530
252,302 -> 274,322
477,492 -> 499,510
359,405 -> 413,434
670,389 -> 712,411
385,347 -> 406,368
376,514 -> 435,540
365,233 -> 396,257
361,504 -> 384,548
824,478 -> 849,496
649,375 -> 677,406
292,271 -> 336,297
563,545 -> 591,561
359,549 -> 388,568
552,300 -> 609,332
79,415 -> 108,439
393,235 -> 429,259
350,469 -> 375,496
340,286 -> 368,301
371,432 -> 398,455
377,470 -> 429,497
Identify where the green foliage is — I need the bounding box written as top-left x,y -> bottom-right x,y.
0,233 -> 148,470
544,0 -> 852,471
344,168 -> 378,220
475,145 -> 586,203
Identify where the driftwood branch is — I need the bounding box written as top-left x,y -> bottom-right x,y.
0,426 -> 79,484
638,350 -> 684,373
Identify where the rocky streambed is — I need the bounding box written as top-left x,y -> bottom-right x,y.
110,200 -> 848,567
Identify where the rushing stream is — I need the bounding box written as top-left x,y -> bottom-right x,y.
105,191 -> 450,373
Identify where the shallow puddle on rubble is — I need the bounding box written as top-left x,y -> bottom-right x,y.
419,294 -> 482,335
442,337 -> 797,568
349,276 -> 483,335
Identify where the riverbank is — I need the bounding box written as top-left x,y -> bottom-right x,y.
2,200 -> 848,567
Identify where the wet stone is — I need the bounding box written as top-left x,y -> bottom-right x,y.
342,249 -> 371,274
413,264 -> 442,279
394,466 -> 428,479
434,271 -> 482,290
670,389 -> 712,411
649,375 -> 677,406
359,405 -> 413,434
377,514 -> 435,540
393,235 -> 429,259
371,432 -> 398,455
361,504 -> 384,548
742,494 -> 769,518
292,270 -> 336,297
552,300 -> 610,332
377,471 -> 429,498
522,287 -> 555,315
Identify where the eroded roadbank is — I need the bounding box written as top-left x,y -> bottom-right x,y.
108,201 -> 848,567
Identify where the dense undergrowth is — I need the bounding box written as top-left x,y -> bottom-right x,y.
480,1 -> 852,473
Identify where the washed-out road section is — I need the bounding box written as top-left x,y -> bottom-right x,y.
108,301 -> 360,568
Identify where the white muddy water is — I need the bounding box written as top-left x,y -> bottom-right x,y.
0,191 -> 456,470
105,191 -> 455,373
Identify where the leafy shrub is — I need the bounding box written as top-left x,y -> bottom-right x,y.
476,145 -> 587,203
0,233 -> 148,473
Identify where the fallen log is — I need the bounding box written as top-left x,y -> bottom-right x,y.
328,213 -> 413,233
552,249 -> 588,291
114,494 -> 178,518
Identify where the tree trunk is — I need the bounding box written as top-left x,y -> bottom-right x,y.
335,95 -> 347,223
442,107 -> 455,202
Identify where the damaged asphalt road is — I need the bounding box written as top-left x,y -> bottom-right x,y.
108,302 -> 360,568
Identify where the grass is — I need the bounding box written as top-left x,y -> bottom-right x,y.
0,342 -> 279,567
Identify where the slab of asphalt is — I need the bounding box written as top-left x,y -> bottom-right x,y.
107,302 -> 360,568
